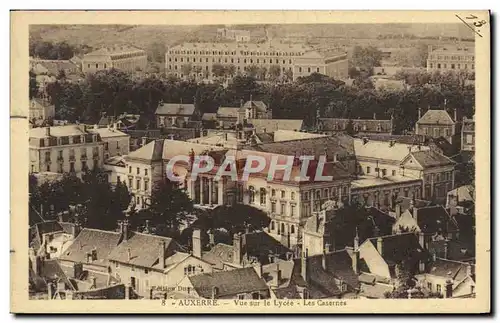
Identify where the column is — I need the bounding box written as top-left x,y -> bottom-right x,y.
208,178 -> 213,206
310,190 -> 314,213
200,177 -> 204,205
218,179 -> 224,206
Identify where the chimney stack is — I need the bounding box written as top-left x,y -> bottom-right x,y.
90,276 -> 97,289
192,229 -> 202,258
301,249 -> 309,283
211,286 -> 219,299
322,248 -> 328,271
159,240 -> 166,269
127,248 -> 132,262
233,233 -> 243,265
445,279 -> 453,298
418,232 -> 425,249
45,127 -> 50,137
444,240 -> 449,259
122,219 -> 129,241
208,229 -> 215,248
73,262 -> 83,279
454,108 -> 457,122
395,203 -> 402,220
254,261 -> 263,278
418,107 -> 422,120
376,237 -> 383,256
353,228 -> 360,274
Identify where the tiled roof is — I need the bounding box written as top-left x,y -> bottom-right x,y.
155,103 -> 196,116
107,232 -> 177,269
447,185 -> 475,203
395,197 -> 432,213
354,138 -> 429,162
360,282 -> 394,299
170,42 -> 313,53
216,107 -> 241,118
255,132 -> 274,143
84,45 -> 145,58
367,207 -> 396,236
427,258 -> 474,282
250,134 -> 355,158
313,249 -> 360,290
415,206 -> 458,234
243,100 -> 268,113
30,125 -> 89,138
189,267 -> 268,298
59,228 -> 122,267
88,127 -> 128,138
248,119 -> 304,133
262,259 -> 295,289
125,139 -> 165,162
410,150 -> 456,167
318,118 -> 392,133
355,134 -> 426,145
30,221 -> 64,250
33,259 -> 76,291
427,240 -> 475,262
201,243 -> 234,270
367,232 -> 427,267
417,110 -> 455,125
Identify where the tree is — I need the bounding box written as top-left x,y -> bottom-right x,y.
269,64 -> 281,81
246,64 -> 259,78
143,177 -> 194,235
226,64 -> 236,77
351,46 -> 382,74
345,119 -> 355,136
283,68 -> 292,82
181,64 -> 193,78
148,42 -> 166,63
205,204 -> 271,236
211,63 -> 226,78
29,71 -> 39,99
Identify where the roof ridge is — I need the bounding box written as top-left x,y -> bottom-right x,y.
81,227 -> 121,235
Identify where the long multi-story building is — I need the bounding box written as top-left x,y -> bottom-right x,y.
426,45 -> 475,72
29,125 -> 104,176
165,42 -> 348,81
82,45 -> 148,74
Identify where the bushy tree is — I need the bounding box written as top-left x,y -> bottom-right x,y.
351,46 -> 383,73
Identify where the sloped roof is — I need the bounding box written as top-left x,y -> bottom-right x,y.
107,232 -> 176,269
427,258 -> 474,282
30,125 -> 89,138
202,113 -> 217,121
415,206 -> 458,234
125,139 -> 165,162
354,138 -> 429,162
318,118 -> 392,133
395,197 -> 432,213
30,221 -> 64,250
427,239 -> 475,262
367,232 -> 426,266
59,228 -> 122,267
32,259 -> 76,291
155,103 -> 196,116
189,267 -> 268,298
243,100 -> 268,113
262,259 -> 295,289
201,243 -> 234,270
255,132 -> 274,143
84,45 -> 145,58
32,60 -> 78,76
216,107 -> 241,118
447,185 -> 475,203
417,110 -> 455,125
248,119 -> 303,133
88,127 -> 128,138
30,98 -> 54,109
410,150 -> 456,168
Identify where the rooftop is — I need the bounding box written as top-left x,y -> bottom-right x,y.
155,103 -> 196,116
169,42 -> 314,54
366,232 -> 427,267
409,150 -> 456,168
30,125 -> 89,138
318,118 -> 393,133
354,137 -> 429,162
248,119 -> 304,133
84,45 -> 146,58
417,109 -> 456,125
351,175 -> 420,189
189,267 -> 268,298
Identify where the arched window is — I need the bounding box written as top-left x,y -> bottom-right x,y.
291,225 -> 295,234
271,221 -> 275,231
281,223 -> 285,235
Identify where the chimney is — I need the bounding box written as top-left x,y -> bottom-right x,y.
73,262 -> 83,279
254,261 -> 263,278
159,241 -> 166,269
192,229 -> 202,258
211,286 -> 219,299
233,233 -> 243,265
47,282 -> 54,300
373,112 -> 376,120
362,137 -> 369,145
263,127 -> 266,133
322,248 -> 328,271
418,232 -> 425,249
117,220 -> 123,233
57,212 -> 63,223
444,240 -> 449,259
208,230 -> 215,248
127,248 -> 132,262
122,219 -> 129,241
466,264 -> 472,277
376,237 -> 383,256
270,264 -> 282,288
240,99 -> 244,107
141,137 -> 147,147
90,276 -> 97,289
418,107 -> 422,120
301,249 -> 309,283
45,127 -> 50,136
125,283 -> 130,299
454,108 -> 457,122
353,229 -> 360,274
395,203 -> 402,220
445,279 -> 453,298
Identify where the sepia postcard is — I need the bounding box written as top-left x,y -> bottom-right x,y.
10,10 -> 490,314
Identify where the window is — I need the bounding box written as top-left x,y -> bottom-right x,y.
144,181 -> 149,192
451,64 -> 455,69
308,67 -> 311,73
46,164 -> 51,172
69,162 -> 75,173
271,202 -> 276,213
129,166 -> 132,173
291,205 -> 296,217
271,221 -> 275,231
136,179 -> 141,190
392,170 -> 396,176
281,223 -> 285,235
145,268 -> 149,274
136,167 -> 140,175
281,190 -> 285,199
299,67 -> 302,73
238,294 -> 245,300
117,176 -> 121,183
382,169 -> 387,177
436,284 -> 442,294
272,189 -> 276,197
291,225 -> 295,234
128,178 -> 133,187
466,134 -> 473,144
437,63 -> 441,69
249,186 -> 255,204
260,188 -> 266,205
280,203 -> 285,215
96,64 -> 99,69
291,192 -> 295,200
427,282 -> 432,291
82,161 -> 88,171
57,163 -> 63,173
367,166 -> 371,174
316,67 -> 320,73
